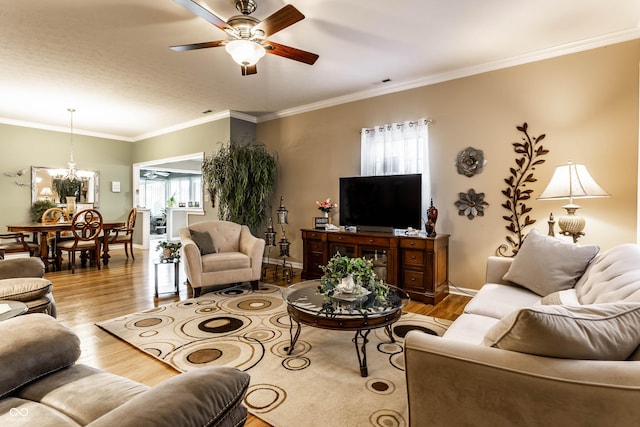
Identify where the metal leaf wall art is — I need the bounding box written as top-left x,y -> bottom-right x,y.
496,123 -> 549,257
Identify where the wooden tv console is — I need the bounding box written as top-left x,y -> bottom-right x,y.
301,229 -> 449,305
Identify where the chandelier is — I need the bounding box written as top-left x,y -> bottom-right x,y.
63,108 -> 78,181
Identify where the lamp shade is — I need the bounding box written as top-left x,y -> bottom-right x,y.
538,162 -> 609,203
224,40 -> 265,66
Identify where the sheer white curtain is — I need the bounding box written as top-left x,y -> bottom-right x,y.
360,119 -> 432,226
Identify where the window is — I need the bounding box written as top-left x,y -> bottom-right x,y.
360,119 -> 432,222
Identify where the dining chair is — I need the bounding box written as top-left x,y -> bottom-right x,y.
41,208 -> 72,267
0,233 -> 38,260
108,207 -> 137,260
56,209 -> 103,273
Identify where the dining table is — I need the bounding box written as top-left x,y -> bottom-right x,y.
6,221 -> 126,271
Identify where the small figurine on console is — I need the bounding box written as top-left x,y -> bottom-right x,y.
426,199 -> 438,237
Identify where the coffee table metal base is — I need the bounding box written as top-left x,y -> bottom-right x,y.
286,307 -> 401,377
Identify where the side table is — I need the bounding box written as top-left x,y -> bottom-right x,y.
0,300 -> 28,321
153,258 -> 180,298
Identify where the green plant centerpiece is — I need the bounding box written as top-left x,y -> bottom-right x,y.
52,177 -> 82,203
156,241 -> 182,260
318,254 -> 389,301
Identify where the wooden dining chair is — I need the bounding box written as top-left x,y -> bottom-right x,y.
0,233 -> 38,259
41,208 -> 72,267
56,209 -> 103,273
108,207 -> 137,260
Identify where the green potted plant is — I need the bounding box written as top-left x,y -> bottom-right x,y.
319,254 -> 389,301
202,141 -> 277,234
52,178 -> 82,203
156,241 -> 182,260
31,200 -> 58,223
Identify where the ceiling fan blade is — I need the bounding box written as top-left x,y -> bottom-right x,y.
253,4 -> 304,37
242,65 -> 257,76
170,40 -> 226,51
264,41 -> 318,65
174,0 -> 231,32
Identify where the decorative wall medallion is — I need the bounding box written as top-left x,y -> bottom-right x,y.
454,189 -> 488,220
456,147 -> 486,177
496,122 -> 549,257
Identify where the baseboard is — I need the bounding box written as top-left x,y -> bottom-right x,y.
448,283 -> 478,297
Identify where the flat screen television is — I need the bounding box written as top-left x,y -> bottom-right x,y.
339,174 -> 422,232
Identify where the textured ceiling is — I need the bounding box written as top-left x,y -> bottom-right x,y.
1,0 -> 639,141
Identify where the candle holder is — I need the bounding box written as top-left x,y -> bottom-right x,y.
273,196 -> 294,282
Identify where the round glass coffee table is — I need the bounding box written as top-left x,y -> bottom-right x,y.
282,280 -> 409,377
0,300 -> 28,321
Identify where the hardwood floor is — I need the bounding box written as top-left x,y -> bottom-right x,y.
46,247 -> 470,427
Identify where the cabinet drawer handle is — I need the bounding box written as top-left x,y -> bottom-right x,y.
368,239 -> 374,243
338,236 -> 343,240
411,277 -> 416,281
410,241 -> 415,245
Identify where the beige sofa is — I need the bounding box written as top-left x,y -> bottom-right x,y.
0,257 -> 56,316
0,313 -> 250,426
180,221 -> 265,297
405,231 -> 640,426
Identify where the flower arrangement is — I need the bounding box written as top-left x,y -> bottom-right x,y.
316,198 -> 338,213
318,254 -> 389,301
156,241 -> 182,260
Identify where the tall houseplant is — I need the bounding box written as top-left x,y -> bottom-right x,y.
202,141 -> 277,234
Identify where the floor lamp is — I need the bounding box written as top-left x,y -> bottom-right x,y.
538,161 -> 609,243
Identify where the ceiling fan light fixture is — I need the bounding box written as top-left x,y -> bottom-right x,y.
225,39 -> 265,66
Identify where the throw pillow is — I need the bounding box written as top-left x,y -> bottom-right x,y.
190,229 -> 217,255
483,303 -> 640,360
502,229 -> 599,296
540,289 -> 580,306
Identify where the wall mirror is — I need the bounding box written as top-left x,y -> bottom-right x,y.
31,166 -> 100,207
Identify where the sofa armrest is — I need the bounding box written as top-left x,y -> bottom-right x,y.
180,227 -> 204,286
404,331 -> 640,427
0,257 -> 45,280
0,313 -> 80,398
485,256 -> 513,284
88,366 -> 250,427
239,226 -> 265,281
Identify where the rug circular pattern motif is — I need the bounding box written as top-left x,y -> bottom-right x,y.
97,283 -> 451,427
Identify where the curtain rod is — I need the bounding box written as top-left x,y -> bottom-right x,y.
360,118 -> 432,134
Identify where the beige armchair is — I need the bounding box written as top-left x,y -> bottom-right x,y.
180,220 -> 265,297
0,257 -> 56,316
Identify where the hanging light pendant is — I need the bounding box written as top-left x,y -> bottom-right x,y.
63,108 -> 78,181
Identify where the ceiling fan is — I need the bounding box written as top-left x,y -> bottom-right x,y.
171,0 -> 319,75
143,171 -> 170,179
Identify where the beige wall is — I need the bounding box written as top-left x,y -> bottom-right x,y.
257,39 -> 640,291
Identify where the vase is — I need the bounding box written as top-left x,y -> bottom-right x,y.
163,248 -> 172,259
340,275 -> 355,293
323,211 -> 329,218
65,196 -> 76,215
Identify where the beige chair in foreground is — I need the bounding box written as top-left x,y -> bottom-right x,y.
180,220 -> 265,297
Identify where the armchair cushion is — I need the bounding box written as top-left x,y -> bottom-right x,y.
503,229 -> 599,296
0,313 -> 80,398
483,302 -> 640,360
88,366 -> 250,427
0,257 -> 45,279
190,229 -> 217,255
0,277 -> 52,302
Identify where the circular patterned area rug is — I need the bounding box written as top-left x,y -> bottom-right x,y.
97,283 -> 451,427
